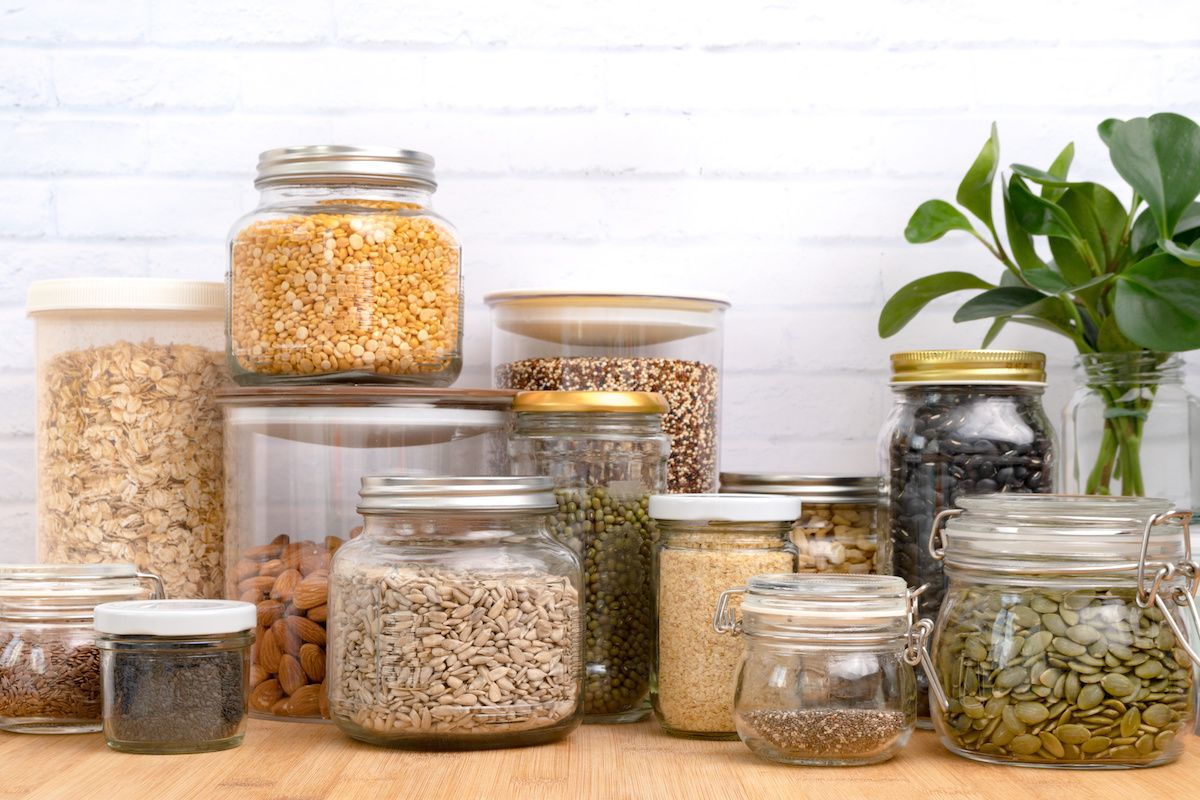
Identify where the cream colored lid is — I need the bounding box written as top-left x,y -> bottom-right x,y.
27,279 -> 224,314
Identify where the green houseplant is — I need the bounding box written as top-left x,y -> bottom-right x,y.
879,113 -> 1200,501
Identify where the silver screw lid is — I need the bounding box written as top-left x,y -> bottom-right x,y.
254,145 -> 437,190
358,476 -> 557,513
719,473 -> 880,503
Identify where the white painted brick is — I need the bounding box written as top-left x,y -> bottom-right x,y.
0,307 -> 34,372
0,50 -> 52,106
53,51 -> 241,109
0,241 -> 148,304
148,0 -> 332,43
420,51 -> 603,112
54,178 -> 244,238
722,438 -> 881,477
0,374 -> 35,437
236,50 -> 428,111
0,118 -> 148,174
0,180 -> 52,237
0,438 -> 34,504
723,373 -> 883,444
0,0 -> 147,43
0,504 -> 35,562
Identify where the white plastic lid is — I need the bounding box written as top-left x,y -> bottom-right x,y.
93,599 -> 255,636
649,493 -> 802,522
27,278 -> 224,314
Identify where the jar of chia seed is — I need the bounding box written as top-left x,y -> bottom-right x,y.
880,349 -> 1055,720
509,390 -> 669,723
921,494 -> 1199,768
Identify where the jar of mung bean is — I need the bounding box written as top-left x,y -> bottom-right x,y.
228,146 -> 462,386
922,494 -> 1199,768
509,391 -> 669,723
720,474 -> 886,575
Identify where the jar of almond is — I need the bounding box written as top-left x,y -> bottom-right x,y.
228,146 -> 462,386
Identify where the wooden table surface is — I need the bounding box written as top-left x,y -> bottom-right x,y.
1,718 -> 1194,800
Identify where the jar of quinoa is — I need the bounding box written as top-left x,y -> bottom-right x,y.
228,146 -> 463,386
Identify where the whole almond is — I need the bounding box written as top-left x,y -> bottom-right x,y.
257,599 -> 284,628
286,614 -> 326,646
258,626 -> 283,673
244,541 -> 284,560
293,576 -> 328,611
250,663 -> 268,686
278,654 -> 306,696
306,604 -> 328,624
325,535 -> 344,553
273,618 -> 302,657
271,697 -> 290,716
271,533 -> 291,546
280,542 -> 306,570
258,559 -> 286,578
239,575 -> 276,595
250,679 -> 282,712
270,568 -> 301,603
299,643 -> 326,682
235,559 -> 261,581
239,588 -> 260,604
285,684 -> 322,717
299,547 -> 326,576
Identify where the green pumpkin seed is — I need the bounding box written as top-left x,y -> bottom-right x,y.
1134,660 -> 1163,679
1100,673 -> 1134,697
996,666 -> 1027,689
1155,730 -> 1175,750
1067,625 -> 1102,645
1021,631 -> 1054,657
965,639 -> 988,661
1143,703 -> 1173,728
960,696 -> 985,719
1031,596 -> 1058,614
1135,733 -> 1155,754
1009,734 -> 1043,755
1053,637 -> 1087,657
1011,605 -> 1041,628
1081,736 -> 1112,754
1077,684 -> 1105,710
1038,731 -> 1065,758
1014,702 -> 1050,725
1056,724 -> 1091,744
1120,708 -> 1141,738
1001,705 -> 1026,734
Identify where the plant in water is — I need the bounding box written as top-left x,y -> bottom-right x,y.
879,113 -> 1200,497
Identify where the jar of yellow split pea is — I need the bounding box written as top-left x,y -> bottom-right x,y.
227,146 -> 463,386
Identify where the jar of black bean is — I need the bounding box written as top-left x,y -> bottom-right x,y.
921,494 -> 1198,768
509,391 -> 669,723
94,600 -> 255,754
880,349 -> 1054,720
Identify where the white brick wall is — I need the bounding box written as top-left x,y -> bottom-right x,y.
1,0 -> 1198,560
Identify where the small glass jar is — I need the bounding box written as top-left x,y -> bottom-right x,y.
720,473 -> 886,575
94,600 -> 255,754
228,146 -> 463,386
714,574 -> 919,765
509,390 -> 669,723
327,477 -> 583,749
923,494 -> 1199,768
0,564 -> 162,734
649,494 -> 800,739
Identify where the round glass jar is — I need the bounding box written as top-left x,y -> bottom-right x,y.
327,477 -> 584,749
487,290 -> 728,493
0,564 -> 162,734
228,146 -> 462,386
924,494 -> 1198,768
95,599 -> 255,754
27,279 -> 227,600
714,574 -> 919,766
648,494 -> 800,739
509,391 -> 669,723
720,473 -> 885,575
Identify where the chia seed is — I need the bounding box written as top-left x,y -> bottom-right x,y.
744,708 -> 908,760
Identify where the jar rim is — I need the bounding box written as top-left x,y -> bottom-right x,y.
358,475 -> 557,513
890,349 -> 1046,384
649,493 -> 802,523
255,145 -> 437,190
719,473 -> 879,502
513,390 -> 668,414
741,573 -> 909,625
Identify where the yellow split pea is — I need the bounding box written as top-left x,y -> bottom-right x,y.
230,205 -> 461,379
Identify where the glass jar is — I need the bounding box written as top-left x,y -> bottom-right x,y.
509,391 -> 669,723
27,279 -> 227,600
1062,352 -> 1200,512
487,290 -> 728,493
218,386 -> 514,721
714,574 -> 920,765
94,600 -> 254,754
228,146 -> 462,386
720,473 -> 886,575
923,494 -> 1199,768
327,477 -> 583,749
0,564 -> 162,734
648,494 -> 800,739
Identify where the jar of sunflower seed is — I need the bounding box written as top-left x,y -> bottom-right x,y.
509,391 -> 669,723
228,146 -> 462,386
720,474 -> 886,576
923,494 -> 1199,769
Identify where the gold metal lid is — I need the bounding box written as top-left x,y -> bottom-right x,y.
513,390 -> 669,414
890,349 -> 1046,384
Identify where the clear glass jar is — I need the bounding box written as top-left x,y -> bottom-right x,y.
923,494 -> 1198,768
327,477 -> 583,749
95,600 -> 255,754
27,279 -> 227,600
1062,353 -> 1200,512
0,564 -> 162,734
714,574 -> 919,765
648,494 -> 800,739
487,290 -> 728,493
218,386 -> 514,722
509,391 -> 669,723
228,146 -> 462,386
720,473 -> 886,575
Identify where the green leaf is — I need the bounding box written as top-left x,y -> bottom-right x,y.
878,272 -> 995,337
1048,242 -> 1093,287
1011,163 -> 1074,188
1159,238 -> 1200,266
1106,113 -> 1200,240
1008,176 -> 1081,240
982,317 -> 1008,347
1113,253 -> 1200,350
957,123 -> 999,231
953,287 -> 1048,322
1023,267 -> 1071,294
1131,203 -> 1200,256
1002,177 -> 1048,272
904,200 -> 976,243
1097,314 -> 1140,352
1098,118 -> 1120,146
1043,142 -> 1075,202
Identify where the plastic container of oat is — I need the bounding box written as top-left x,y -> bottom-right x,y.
486,290 -> 728,493
27,278 -> 227,600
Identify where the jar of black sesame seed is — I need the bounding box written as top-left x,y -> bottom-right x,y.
509,391 -> 669,723
880,349 -> 1055,721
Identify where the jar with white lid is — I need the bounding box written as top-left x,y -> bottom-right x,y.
27,278 -> 227,600
0,564 -> 162,734
94,599 -> 255,754
648,494 -> 800,739
922,494 -> 1199,768
487,290 -> 728,493
714,574 -> 921,765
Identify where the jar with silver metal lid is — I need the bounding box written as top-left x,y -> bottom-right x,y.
721,473 -> 885,575
917,494 -> 1199,768
228,145 -> 462,386
327,476 -> 584,749
714,574 -> 922,766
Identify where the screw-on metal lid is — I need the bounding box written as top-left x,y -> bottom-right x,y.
513,391 -> 668,414
254,145 -> 437,190
719,473 -> 879,503
890,349 -> 1046,385
358,476 -> 557,513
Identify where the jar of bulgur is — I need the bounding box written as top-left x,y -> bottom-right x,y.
228,146 -> 462,386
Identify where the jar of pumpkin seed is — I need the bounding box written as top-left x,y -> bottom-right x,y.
921,494 -> 1199,768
